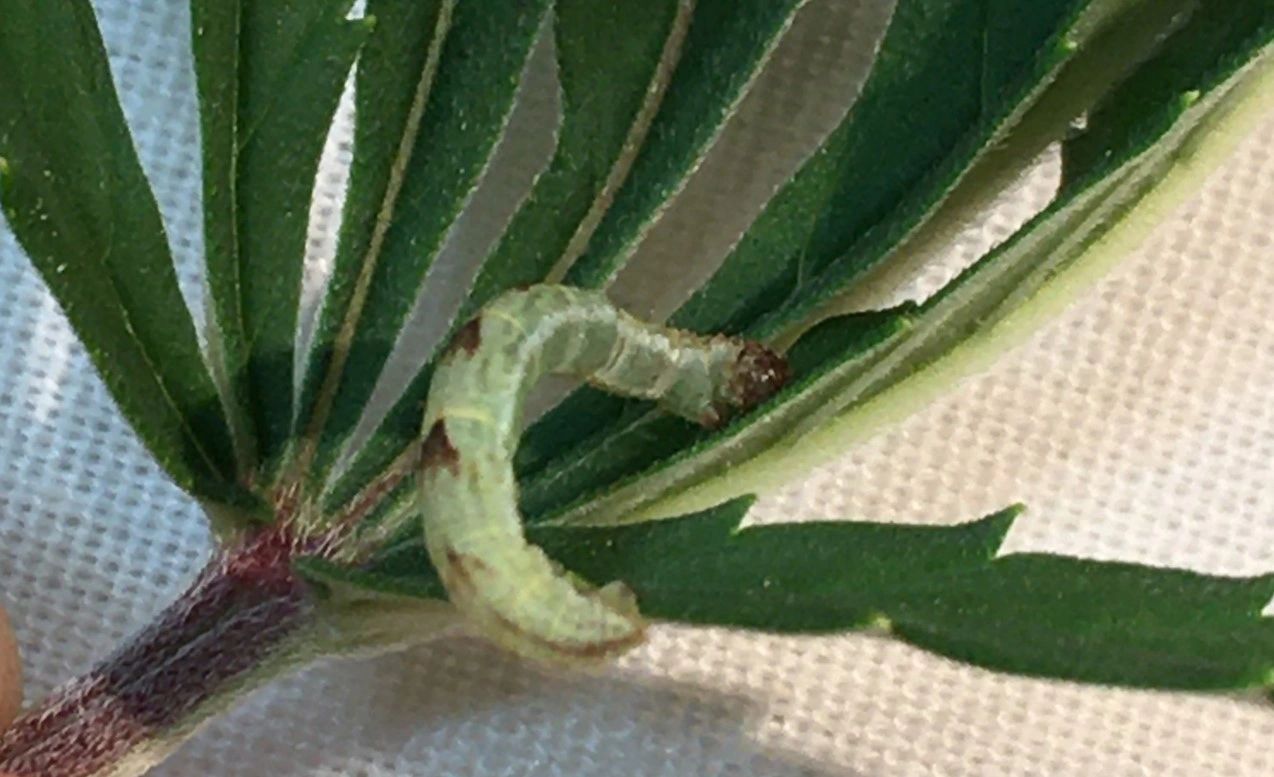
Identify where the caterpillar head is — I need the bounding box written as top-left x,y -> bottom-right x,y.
703,340 -> 790,429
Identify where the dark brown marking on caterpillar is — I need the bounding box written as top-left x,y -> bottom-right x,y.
420,419 -> 462,476
447,315 -> 484,358
445,548 -> 489,580
438,548 -> 483,598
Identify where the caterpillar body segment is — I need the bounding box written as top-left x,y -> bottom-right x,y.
419,285 -> 789,664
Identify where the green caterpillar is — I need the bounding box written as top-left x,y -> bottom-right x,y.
419,285 -> 789,664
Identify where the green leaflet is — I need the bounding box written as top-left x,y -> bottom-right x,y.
513,0 -> 1101,523
512,0 -> 1093,498
306,0 -> 552,486
323,0 -> 798,512
0,1 -> 244,504
533,502 -> 1017,634
889,555 -> 1274,690
742,0 -> 1195,340
192,0 -> 370,468
1060,0 -> 1270,188
299,498 -> 1016,631
673,0 -> 1085,336
513,0 -> 1261,528
562,0 -> 809,290
319,0 -> 689,510
301,500 -> 1274,690
602,0 -> 1274,524
462,0 -> 691,311
292,0 -> 452,465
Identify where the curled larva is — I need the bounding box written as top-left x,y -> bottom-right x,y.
419,285 -> 789,664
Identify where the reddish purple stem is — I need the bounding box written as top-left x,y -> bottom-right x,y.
0,525 -> 320,777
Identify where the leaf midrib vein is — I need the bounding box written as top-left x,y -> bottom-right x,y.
292,1 -> 457,478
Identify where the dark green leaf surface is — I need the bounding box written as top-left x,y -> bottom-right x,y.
533,501 -> 1016,632
301,500 -> 1274,690
192,0 -> 370,466
512,0 -> 1094,509
672,0 -> 1082,337
747,0 -> 1195,338
462,0 -> 689,312
509,0 -> 1259,530
321,0 -> 688,509
889,555 -> 1274,690
309,0 -> 552,486
1062,0 -> 1271,187
583,0 -> 1273,525
0,1 -> 244,503
293,0 -> 451,457
324,0 -> 799,509
562,0 -> 808,289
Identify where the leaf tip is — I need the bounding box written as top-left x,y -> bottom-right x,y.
980,503 -> 1026,555
1003,502 -> 1028,518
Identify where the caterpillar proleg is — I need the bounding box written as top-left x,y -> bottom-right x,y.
420,285 -> 789,664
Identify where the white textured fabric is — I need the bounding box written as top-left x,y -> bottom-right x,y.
1,2 -> 1273,776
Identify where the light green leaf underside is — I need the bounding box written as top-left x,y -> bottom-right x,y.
0,0 -> 244,504
611,0 -> 1274,524
192,0 -> 370,469
300,500 -> 1274,691
306,0 -> 553,489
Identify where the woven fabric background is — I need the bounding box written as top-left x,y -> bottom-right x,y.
1,1 -> 1272,775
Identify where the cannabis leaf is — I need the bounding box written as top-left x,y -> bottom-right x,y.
0,6 -> 1272,771
301,0 -> 1274,692
0,2 -> 246,505
516,0 -> 1274,527
300,499 -> 1274,691
295,0 -> 554,489
192,0 -> 371,470
325,0 -> 812,509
